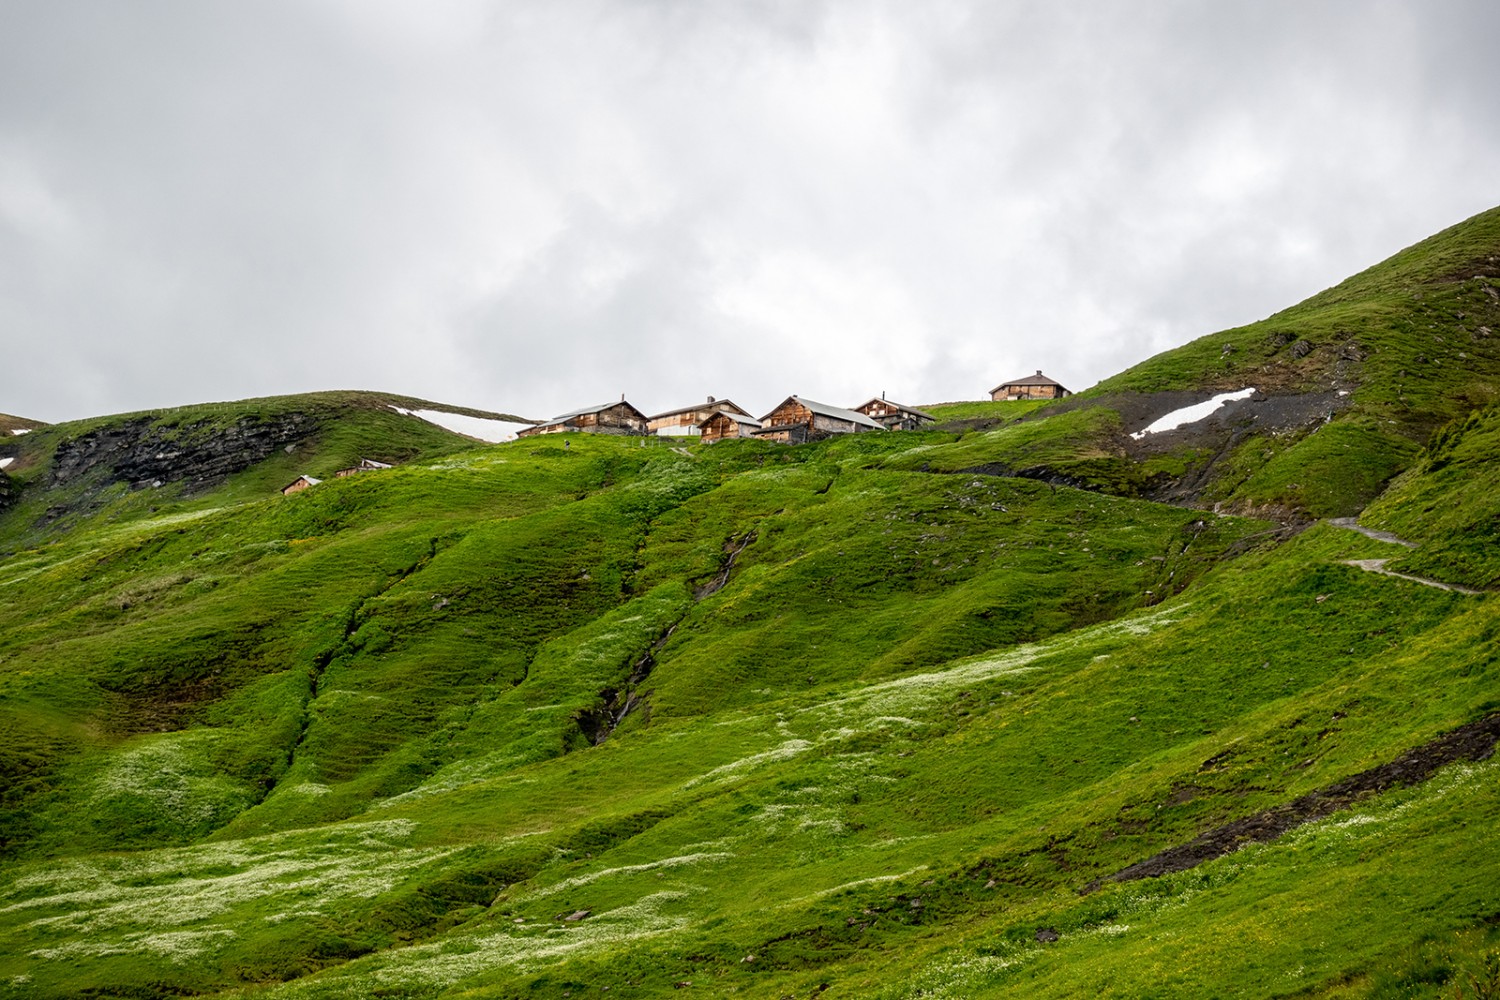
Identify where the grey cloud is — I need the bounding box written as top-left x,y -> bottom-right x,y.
1,1 -> 1497,423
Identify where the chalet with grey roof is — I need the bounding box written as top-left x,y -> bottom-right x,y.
334,458 -> 393,478
280,475 -> 321,495
516,398 -> 649,438
647,396 -> 751,437
852,396 -> 936,431
990,370 -> 1071,401
698,410 -> 763,444
754,396 -> 884,444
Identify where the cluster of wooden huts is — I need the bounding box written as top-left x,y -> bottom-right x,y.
281,458 -> 392,496
281,370 -> 1074,496
516,370 -> 1071,445
514,394 -> 933,444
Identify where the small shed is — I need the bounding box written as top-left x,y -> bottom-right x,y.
281,475 -> 322,496
851,396 -> 936,431
990,370 -> 1071,401
699,411 -> 763,444
516,398 -> 650,438
647,397 -> 751,437
334,458 -> 393,478
755,396 -> 884,444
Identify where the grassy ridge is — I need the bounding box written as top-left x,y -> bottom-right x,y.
0,209 -> 1497,997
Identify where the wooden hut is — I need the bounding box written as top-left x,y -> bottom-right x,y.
647,397 -> 751,437
516,398 -> 649,438
698,411 -> 763,443
280,475 -> 321,495
334,458 -> 393,478
754,396 -> 883,444
990,370 -> 1071,401
852,396 -> 936,431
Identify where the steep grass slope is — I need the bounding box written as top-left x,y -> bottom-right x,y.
905,206 -> 1500,520
0,210 -> 1497,999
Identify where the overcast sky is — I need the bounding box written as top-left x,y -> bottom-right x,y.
2,0 -> 1497,424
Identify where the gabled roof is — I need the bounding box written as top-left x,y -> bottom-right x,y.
990,370 -> 1067,393
698,411 -> 761,429
759,396 -> 884,430
282,475 -> 321,490
648,398 -> 751,421
851,397 -> 935,420
544,399 -> 648,423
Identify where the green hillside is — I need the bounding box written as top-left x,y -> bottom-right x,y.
0,213 -> 1497,999
905,206 -> 1500,521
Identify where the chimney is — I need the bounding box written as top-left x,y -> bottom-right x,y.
1036,370 -> 1043,376
621,392 -> 625,402
707,395 -> 715,403
881,390 -> 886,400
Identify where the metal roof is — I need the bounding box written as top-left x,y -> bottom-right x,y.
648,398 -> 751,421
759,396 -> 884,429
544,400 -> 647,422
990,370 -> 1068,393
699,411 -> 762,428
851,398 -> 936,420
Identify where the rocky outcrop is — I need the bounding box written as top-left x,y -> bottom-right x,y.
0,470 -> 13,511
50,412 -> 318,494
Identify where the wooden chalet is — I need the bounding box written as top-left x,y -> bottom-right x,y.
852,396 -> 936,431
516,398 -> 649,438
647,396 -> 751,437
280,475 -> 321,496
990,370 -> 1071,401
698,411 -> 763,444
754,396 -> 883,444
334,458 -> 393,478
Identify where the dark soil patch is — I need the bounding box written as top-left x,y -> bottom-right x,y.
1104,712 -> 1500,884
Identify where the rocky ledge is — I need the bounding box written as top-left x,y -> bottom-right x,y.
50,412 -> 318,494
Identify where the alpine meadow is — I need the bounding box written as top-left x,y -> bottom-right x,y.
1,206 -> 1498,999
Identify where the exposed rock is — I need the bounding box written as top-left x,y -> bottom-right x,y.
1289,340 -> 1313,358
1338,342 -> 1368,361
1106,712 -> 1500,884
50,412 -> 317,495
1035,927 -> 1060,943
561,909 -> 590,922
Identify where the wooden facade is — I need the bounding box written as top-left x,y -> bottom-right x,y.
755,396 -> 884,443
647,397 -> 751,437
280,475 -> 321,495
852,397 -> 936,431
698,411 -> 763,444
516,399 -> 650,438
990,370 -> 1071,401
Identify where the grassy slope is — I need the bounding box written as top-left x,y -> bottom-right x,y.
1362,401 -> 1500,589
903,207 -> 1500,519
0,213 -> 1497,998
0,427 -> 1492,999
0,390 -> 516,554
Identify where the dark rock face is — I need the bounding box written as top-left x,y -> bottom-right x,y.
0,471 -> 13,510
50,412 -> 317,494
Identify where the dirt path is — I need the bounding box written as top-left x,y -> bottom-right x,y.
1341,558 -> 1483,595
1105,712 -> 1500,885
1326,517 -> 1481,593
1326,516 -> 1417,548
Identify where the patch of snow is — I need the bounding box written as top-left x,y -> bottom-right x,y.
11,429 -> 29,436
0,457 -> 11,470
389,406 -> 533,443
1131,388 -> 1256,440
